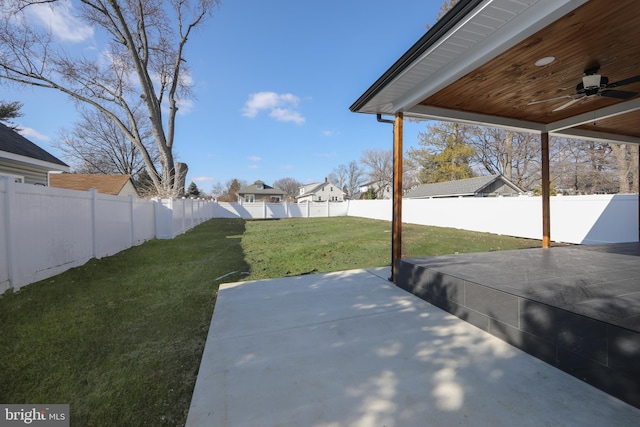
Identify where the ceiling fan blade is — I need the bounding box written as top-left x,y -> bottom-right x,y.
607,75 -> 640,88
553,96 -> 584,111
527,94 -> 574,106
600,89 -> 638,99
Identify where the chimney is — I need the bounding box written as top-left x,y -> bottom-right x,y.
324,177 -> 328,183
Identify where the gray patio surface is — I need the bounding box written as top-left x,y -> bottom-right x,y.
186,267 -> 640,427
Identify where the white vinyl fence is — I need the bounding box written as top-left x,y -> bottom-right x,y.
0,178 -> 214,293
2,173 -> 638,294
346,195 -> 639,245
212,200 -> 348,219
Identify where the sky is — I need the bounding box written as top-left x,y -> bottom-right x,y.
2,0 -> 444,193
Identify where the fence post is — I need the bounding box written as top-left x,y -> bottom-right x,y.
129,195 -> 135,247
306,201 -> 310,218
90,189 -> 98,258
327,200 -> 330,217
181,198 -> 186,236
154,198 -> 160,238
3,177 -> 16,291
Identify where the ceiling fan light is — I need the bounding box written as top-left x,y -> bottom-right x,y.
534,56 -> 555,66
582,74 -> 601,89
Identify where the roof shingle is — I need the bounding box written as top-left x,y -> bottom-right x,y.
49,173 -> 134,196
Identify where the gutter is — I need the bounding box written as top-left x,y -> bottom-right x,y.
349,0 -> 483,113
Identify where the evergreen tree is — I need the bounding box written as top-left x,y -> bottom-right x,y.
186,182 -> 201,198
0,100 -> 23,130
409,122 -> 475,183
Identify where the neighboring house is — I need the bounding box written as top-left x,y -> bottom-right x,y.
49,173 -> 140,197
356,181 -> 392,200
404,175 -> 524,199
0,122 -> 69,185
237,180 -> 286,203
296,178 -> 346,203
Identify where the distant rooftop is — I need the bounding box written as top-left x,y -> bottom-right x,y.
49,173 -> 135,196
0,122 -> 68,167
405,175 -> 523,198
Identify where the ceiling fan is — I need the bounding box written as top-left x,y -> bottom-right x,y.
528,65 -> 640,111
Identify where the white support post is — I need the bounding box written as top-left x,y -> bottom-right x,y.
327,200 -> 330,217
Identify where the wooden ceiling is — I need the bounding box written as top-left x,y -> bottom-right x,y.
421,0 -> 640,139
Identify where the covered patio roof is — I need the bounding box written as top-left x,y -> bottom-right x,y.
350,0 -> 640,281
351,0 -> 640,144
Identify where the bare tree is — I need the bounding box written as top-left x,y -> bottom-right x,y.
53,107 -> 158,177
216,178 -> 247,202
360,149 -> 394,198
329,161 -> 365,199
0,0 -> 218,197
465,126 -> 541,189
610,143 -> 639,194
273,177 -> 303,202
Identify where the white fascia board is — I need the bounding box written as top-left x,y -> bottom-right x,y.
392,0 -> 588,113
0,150 -> 70,172
406,105 -> 546,133
551,129 -> 640,145
545,97 -> 640,133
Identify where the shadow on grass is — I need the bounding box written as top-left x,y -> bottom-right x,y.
0,218 -> 250,426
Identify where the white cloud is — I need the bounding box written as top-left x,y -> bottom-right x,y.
248,156 -> 262,162
27,0 -> 93,43
176,99 -> 194,116
248,164 -> 259,169
269,108 -> 305,125
18,127 -> 49,141
193,176 -> 214,183
242,92 -> 305,124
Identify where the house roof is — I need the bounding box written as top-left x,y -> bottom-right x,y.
0,122 -> 68,167
350,0 -> 640,145
405,175 -> 523,198
296,182 -> 324,198
49,173 -> 135,195
237,180 -> 286,196
296,182 -> 346,199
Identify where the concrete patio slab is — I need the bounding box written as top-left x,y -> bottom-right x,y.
186,268 -> 640,427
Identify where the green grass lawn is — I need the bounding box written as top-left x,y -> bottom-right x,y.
0,217 -> 539,426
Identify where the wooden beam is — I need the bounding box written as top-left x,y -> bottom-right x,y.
391,113 -> 403,283
541,132 -> 551,248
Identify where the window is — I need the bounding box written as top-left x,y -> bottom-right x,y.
1,173 -> 24,183
245,194 -> 255,203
